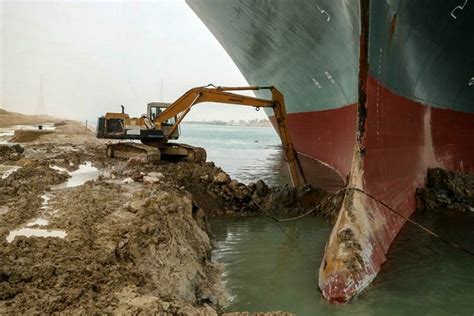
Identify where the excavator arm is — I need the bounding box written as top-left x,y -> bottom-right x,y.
156,85 -> 305,187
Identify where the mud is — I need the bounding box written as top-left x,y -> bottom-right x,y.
416,168 -> 474,213
1,181 -> 222,314
0,144 -> 24,163
0,118 -> 332,314
0,162 -> 69,231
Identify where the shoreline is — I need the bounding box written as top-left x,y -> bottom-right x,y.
0,113 -> 327,314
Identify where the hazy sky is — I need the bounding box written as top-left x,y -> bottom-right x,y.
0,0 -> 267,122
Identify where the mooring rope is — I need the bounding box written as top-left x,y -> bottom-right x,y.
267,186 -> 474,257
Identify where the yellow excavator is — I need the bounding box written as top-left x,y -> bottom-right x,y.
96,85 -> 304,187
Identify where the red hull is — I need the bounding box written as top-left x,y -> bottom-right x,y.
318,75 -> 474,302
270,104 -> 357,192
270,74 -> 474,302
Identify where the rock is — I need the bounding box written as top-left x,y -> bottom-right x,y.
148,172 -> 164,179
416,168 -> 474,212
127,200 -> 148,213
255,180 -> 269,197
247,182 -> 256,193
127,157 -> 146,166
122,177 -> 134,184
228,180 -> 239,191
234,187 -> 250,200
143,176 -> 160,184
207,190 -> 218,199
0,144 -> 24,162
213,172 -> 230,184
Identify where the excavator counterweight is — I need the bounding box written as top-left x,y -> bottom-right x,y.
96,85 -> 304,187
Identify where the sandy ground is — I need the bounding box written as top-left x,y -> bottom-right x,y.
0,111 -> 329,314
0,116 -> 224,314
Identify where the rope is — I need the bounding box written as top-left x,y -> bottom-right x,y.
266,186 -> 474,257
346,187 -> 474,257
250,196 -> 293,238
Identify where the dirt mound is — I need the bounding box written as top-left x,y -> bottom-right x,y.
0,163 -> 69,232
115,160 -> 334,219
416,168 -> 474,212
123,158 -> 338,220
0,144 -> 24,163
11,130 -> 54,143
0,178 -> 223,314
0,109 -> 8,115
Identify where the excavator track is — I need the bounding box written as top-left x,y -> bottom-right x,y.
106,142 -> 161,163
169,143 -> 207,163
106,142 -> 205,163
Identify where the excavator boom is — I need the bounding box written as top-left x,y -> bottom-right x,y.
97,85 -> 304,187
156,85 -> 304,187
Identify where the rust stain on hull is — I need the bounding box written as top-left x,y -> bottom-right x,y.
318,0 -> 375,303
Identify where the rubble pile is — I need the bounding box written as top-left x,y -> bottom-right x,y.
0,144 -> 24,163
416,168 -> 474,212
167,161 -> 340,219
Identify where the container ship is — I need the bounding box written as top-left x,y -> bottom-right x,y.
186,0 -> 474,302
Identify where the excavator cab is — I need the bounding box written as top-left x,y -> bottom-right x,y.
147,102 -> 179,140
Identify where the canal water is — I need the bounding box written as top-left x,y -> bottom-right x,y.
182,124 -> 474,315
179,123 -> 289,186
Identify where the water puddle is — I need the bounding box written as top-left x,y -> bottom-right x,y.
26,218 -> 49,227
51,165 -> 68,172
0,165 -> 20,179
51,161 -> 99,189
41,194 -> 51,207
6,228 -> 66,243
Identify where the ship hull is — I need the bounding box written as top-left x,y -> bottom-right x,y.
187,0 -> 474,303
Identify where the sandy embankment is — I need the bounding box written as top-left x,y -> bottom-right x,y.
0,110 -> 335,314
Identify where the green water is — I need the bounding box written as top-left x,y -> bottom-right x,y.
179,124 -> 289,185
182,124 -> 474,315
211,212 -> 474,315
